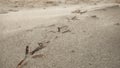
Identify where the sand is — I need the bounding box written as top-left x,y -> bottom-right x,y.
0,1 -> 120,68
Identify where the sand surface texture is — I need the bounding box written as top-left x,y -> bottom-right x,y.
0,1 -> 120,68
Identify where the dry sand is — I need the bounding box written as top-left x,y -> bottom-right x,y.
0,2 -> 120,68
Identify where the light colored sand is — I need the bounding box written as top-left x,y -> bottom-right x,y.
0,3 -> 120,68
